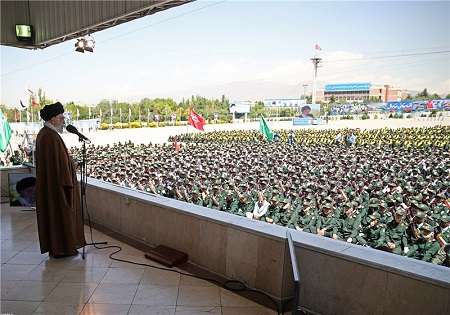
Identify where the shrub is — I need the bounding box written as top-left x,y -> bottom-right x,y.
361,113 -> 370,120
149,122 -> 157,128
374,115 -> 378,119
100,123 -> 109,130
158,122 -> 165,127
130,121 -> 142,128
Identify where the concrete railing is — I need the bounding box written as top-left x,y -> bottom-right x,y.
1,166 -> 449,314
83,178 -> 450,314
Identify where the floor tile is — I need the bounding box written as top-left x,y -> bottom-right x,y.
1,263 -> 36,281
177,286 -> 221,307
61,266 -> 108,283
0,300 -> 40,315
80,302 -> 131,315
140,267 -> 181,286
2,280 -> 58,301
128,304 -> 176,315
133,284 -> 179,306
6,250 -> 48,265
32,302 -> 84,315
43,282 -> 98,304
174,306 -> 222,315
88,283 -> 138,304
100,267 -> 145,284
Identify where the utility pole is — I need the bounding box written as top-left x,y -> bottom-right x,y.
310,57 -> 322,105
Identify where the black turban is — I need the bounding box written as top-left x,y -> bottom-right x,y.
40,102 -> 64,121
16,176 -> 36,193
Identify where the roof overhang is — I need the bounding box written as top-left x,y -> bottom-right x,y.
1,0 -> 195,50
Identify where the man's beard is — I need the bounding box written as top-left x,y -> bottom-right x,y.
56,124 -> 64,134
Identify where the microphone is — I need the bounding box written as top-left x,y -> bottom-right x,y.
66,124 -> 91,143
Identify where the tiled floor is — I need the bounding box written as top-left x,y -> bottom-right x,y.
1,204 -> 281,315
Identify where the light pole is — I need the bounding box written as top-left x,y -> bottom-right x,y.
303,84 -> 308,102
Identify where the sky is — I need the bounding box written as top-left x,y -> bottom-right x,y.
1,0 -> 449,109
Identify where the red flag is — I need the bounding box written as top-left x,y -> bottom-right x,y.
14,110 -> 19,121
315,44 -> 322,50
188,108 -> 205,131
32,100 -> 39,106
174,137 -> 179,151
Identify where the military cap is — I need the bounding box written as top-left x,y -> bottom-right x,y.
192,189 -> 200,194
369,212 -> 381,220
421,223 -> 434,232
322,203 -> 332,209
395,209 -> 406,216
440,214 -> 450,223
394,196 -> 403,203
436,193 -> 446,199
415,211 -> 426,219
344,202 -> 354,208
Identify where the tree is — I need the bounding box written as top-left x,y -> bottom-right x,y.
417,88 -> 429,98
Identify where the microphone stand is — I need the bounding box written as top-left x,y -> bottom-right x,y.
78,136 -> 107,259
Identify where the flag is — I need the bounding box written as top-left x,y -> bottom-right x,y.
32,100 -> 39,106
259,115 -> 273,141
77,108 -> 80,118
110,108 -> 113,116
20,100 -> 26,108
0,108 -> 12,152
14,109 -> 19,122
147,108 -> 151,116
128,108 -> 131,117
315,44 -> 322,50
188,108 -> 205,131
28,88 -> 34,94
174,137 -> 179,152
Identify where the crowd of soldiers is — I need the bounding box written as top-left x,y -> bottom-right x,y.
69,125 -> 450,266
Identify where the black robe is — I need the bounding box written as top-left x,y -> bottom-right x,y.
35,126 -> 86,256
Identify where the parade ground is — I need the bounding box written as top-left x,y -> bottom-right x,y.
6,115 -> 450,153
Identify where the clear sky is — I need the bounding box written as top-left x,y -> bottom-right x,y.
1,0 -> 449,109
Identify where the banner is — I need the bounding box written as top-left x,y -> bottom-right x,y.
0,108 -> 12,152
293,117 -> 323,126
264,98 -> 307,108
229,102 -> 251,113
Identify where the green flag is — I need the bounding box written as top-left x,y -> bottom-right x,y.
259,115 -> 273,141
0,108 -> 12,152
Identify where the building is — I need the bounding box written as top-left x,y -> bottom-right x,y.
315,82 -> 409,103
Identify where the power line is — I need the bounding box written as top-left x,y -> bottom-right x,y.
325,50 -> 449,63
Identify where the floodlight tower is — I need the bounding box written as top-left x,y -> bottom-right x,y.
302,84 -> 308,100
310,57 -> 322,105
